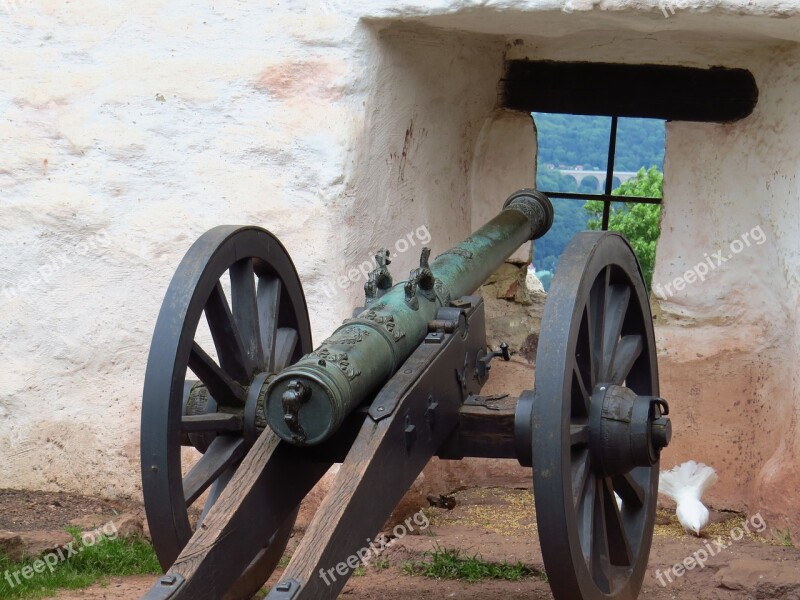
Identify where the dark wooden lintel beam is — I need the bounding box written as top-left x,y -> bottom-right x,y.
503,60 -> 758,123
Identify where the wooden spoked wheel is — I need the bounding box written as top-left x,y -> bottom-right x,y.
532,231 -> 662,600
141,226 -> 311,594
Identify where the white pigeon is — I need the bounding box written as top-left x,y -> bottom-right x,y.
658,461 -> 718,536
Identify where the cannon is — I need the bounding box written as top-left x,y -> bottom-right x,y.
140,189 -> 672,600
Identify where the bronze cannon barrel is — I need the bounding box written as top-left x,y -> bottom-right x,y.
265,189 -> 553,445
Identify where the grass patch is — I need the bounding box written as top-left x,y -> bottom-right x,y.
277,554 -> 291,568
0,528 -> 161,599
772,528 -> 793,547
402,545 -> 544,583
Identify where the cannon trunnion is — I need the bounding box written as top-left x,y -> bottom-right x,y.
140,190 -> 671,600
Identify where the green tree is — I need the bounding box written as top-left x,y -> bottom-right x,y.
585,167 -> 662,287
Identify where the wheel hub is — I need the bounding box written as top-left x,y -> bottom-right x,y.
183,381 -> 219,453
182,372 -> 279,451
588,384 -> 672,477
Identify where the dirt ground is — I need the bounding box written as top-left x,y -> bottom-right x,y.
2,487 -> 798,600
0,490 -> 143,533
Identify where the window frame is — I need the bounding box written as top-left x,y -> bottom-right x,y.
536,115 -> 662,231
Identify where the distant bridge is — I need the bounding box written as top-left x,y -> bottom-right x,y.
557,169 -> 638,190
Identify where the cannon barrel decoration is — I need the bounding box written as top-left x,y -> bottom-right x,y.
140,189 -> 672,600
266,190 -> 554,445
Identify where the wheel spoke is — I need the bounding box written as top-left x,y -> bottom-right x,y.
205,282 -> 255,382
572,364 -> 591,418
603,478 -> 633,566
181,413 -> 243,433
577,469 -> 596,567
257,277 -> 282,373
230,258 -> 264,370
591,478 -> 612,592
180,381 -> 200,446
182,436 -> 247,507
273,328 -> 299,372
198,467 -> 235,527
610,334 -> 643,385
188,343 -> 245,406
613,472 -> 645,509
571,449 -> 591,508
587,267 -> 609,386
601,284 -> 631,381
570,424 -> 589,446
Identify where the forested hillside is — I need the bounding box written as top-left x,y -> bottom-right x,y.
534,113 -> 665,171
532,113 -> 665,289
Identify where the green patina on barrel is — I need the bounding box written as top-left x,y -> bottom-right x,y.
265,190 -> 553,445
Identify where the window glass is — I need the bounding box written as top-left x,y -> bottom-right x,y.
532,113 -> 665,290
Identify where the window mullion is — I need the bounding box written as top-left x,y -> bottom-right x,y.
602,115 -> 619,230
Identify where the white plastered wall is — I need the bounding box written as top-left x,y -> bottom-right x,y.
470,109 -> 538,263
0,6 -> 533,498
655,45 -> 800,530
0,0 -> 798,534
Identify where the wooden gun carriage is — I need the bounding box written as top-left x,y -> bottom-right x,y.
140,189 -> 671,600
